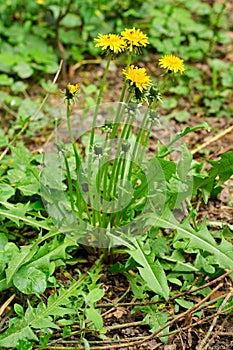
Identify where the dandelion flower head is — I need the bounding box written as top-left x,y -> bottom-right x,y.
121,28 -> 149,52
67,83 -> 79,95
159,55 -> 185,74
123,65 -> 152,92
65,83 -> 80,100
94,33 -> 126,54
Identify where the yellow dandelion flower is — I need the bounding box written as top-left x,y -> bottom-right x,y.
121,28 -> 149,52
36,0 -> 45,4
67,83 -> 79,95
158,55 -> 185,74
65,83 -> 80,100
94,34 -> 126,54
122,65 -> 152,92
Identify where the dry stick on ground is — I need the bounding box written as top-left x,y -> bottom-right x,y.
196,286 -> 233,350
48,269 -> 233,349
0,294 -> 16,317
56,290 -> 230,342
0,60 -> 63,162
209,314 -> 232,344
79,303 -> 233,348
157,302 -> 231,338
191,124 -> 233,155
47,284 -> 223,350
96,268 -> 233,309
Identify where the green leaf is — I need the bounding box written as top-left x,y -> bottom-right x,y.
147,210 -> 233,270
0,202 -> 31,226
31,316 -> 60,330
128,239 -> 169,300
83,338 -> 91,350
0,207 -> 51,231
142,309 -> 169,342
195,253 -> 215,274
0,74 -> 14,86
194,152 -> 233,202
162,97 -> 177,109
0,259 -> 101,347
85,288 -> 104,304
207,152 -> 233,183
0,325 -> 38,348
176,298 -> 194,309
60,13 -> 81,28
177,146 -> 192,181
85,307 -> 103,330
6,244 -> 38,284
11,81 -> 28,93
168,110 -> 190,122
14,303 -> 25,317
13,62 -> 33,78
13,266 -> 47,294
0,184 -> 15,202
0,129 -> 8,147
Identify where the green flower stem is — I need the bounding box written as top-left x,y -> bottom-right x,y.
63,156 -> 76,213
103,54 -> 132,208
109,54 -> 132,140
127,105 -> 150,180
96,157 -> 103,225
104,96 -> 132,199
66,100 -> 91,219
89,56 -> 112,149
138,121 -> 154,165
66,100 -> 82,213
158,74 -> 171,95
113,156 -> 129,227
88,55 -> 111,226
107,92 -> 134,194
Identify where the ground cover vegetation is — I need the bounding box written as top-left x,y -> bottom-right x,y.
0,0 -> 233,349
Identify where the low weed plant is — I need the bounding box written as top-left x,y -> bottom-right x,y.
0,14 -> 233,350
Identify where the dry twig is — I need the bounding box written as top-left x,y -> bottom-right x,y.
191,124 -> 233,155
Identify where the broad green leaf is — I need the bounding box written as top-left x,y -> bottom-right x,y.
85,288 -> 104,304
167,277 -> 182,286
0,202 -> 31,226
0,325 -> 38,348
207,152 -> 233,183
13,61 -> 33,78
0,73 -> 14,85
83,338 -> 91,350
85,307 -> 103,330
175,219 -> 233,270
168,110 -> 190,122
194,152 -> 233,202
31,316 -> 60,330
0,207 -> 51,231
0,278 -> 13,292
176,298 -> 194,309
147,210 -> 233,270
6,245 -> 37,284
195,253 -> 215,274
177,146 -> 192,181
0,232 -> 8,249
0,260 -> 101,347
0,129 -> 8,147
60,13 -> 81,28
128,240 -> 169,300
14,303 -> 24,317
13,266 -> 47,294
142,309 -> 169,342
